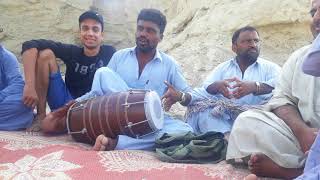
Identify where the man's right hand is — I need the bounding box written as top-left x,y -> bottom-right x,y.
23,84 -> 39,109
206,78 -> 236,98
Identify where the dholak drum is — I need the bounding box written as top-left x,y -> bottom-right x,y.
66,90 -> 164,144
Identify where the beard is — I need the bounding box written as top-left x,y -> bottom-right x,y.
136,38 -> 157,53
237,48 -> 260,63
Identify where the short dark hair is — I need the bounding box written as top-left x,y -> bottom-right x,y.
137,9 -> 167,34
79,10 -> 104,31
232,26 -> 259,45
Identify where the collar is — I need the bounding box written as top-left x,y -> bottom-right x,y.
129,46 -> 163,62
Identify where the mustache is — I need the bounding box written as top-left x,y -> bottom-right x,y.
247,47 -> 258,52
137,37 -> 148,41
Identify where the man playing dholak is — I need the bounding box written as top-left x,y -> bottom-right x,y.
227,0 -> 320,179
43,8 -> 195,150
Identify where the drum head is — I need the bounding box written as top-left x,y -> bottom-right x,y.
144,91 -> 164,131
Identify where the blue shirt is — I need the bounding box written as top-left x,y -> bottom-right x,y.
107,47 -> 191,96
192,57 -> 281,105
0,45 -> 25,102
0,45 -> 33,130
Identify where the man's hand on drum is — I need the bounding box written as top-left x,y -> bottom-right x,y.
162,81 -> 182,111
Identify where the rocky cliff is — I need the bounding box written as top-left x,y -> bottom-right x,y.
0,0 -> 313,115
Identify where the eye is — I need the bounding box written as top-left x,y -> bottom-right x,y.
146,28 -> 156,34
81,26 -> 89,31
137,26 -> 144,32
92,27 -> 100,33
310,9 -> 317,17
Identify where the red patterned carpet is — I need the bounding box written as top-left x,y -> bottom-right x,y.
0,131 -> 251,179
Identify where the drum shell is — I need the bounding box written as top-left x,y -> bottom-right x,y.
67,91 -> 156,144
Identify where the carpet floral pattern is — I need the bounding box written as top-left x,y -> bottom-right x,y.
0,131 -> 250,180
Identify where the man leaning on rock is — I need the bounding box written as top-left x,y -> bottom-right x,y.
21,10 -> 116,132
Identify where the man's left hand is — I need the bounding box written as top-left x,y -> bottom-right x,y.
161,81 -> 182,111
231,79 -> 256,99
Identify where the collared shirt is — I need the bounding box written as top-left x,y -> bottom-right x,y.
192,57 -> 281,105
107,47 -> 191,97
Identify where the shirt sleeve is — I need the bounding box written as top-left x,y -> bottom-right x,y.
302,34 -> 320,77
266,48 -> 304,110
190,65 -> 225,103
260,62 -> 281,88
0,49 -> 25,102
21,39 -> 74,63
107,51 -> 119,71
202,64 -> 224,89
168,61 -> 191,93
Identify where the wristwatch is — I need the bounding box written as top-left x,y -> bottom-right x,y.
255,82 -> 261,94
179,92 -> 186,103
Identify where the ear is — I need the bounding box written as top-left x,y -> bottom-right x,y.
101,31 -> 104,39
160,33 -> 164,41
232,43 -> 237,53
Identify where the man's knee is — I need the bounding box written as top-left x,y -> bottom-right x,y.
233,110 -> 260,129
38,49 -> 56,63
37,49 -> 58,73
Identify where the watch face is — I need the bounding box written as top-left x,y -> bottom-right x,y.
182,93 -> 186,102
179,92 -> 186,103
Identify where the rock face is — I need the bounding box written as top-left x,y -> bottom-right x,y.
0,0 -> 313,116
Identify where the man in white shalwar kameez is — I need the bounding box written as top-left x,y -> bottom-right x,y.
227,0 -> 320,179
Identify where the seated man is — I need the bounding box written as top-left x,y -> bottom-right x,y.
0,44 -> 33,130
294,26 -> 320,180
226,0 -> 320,179
43,8 -> 194,151
21,10 -> 116,131
186,26 -> 280,136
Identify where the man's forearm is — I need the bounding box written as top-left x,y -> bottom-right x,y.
206,83 -> 219,95
254,83 -> 274,95
272,104 -> 309,140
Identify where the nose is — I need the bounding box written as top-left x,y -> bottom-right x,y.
137,28 -> 148,37
85,28 -> 94,36
248,40 -> 259,47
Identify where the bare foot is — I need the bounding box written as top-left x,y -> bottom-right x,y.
248,153 -> 302,179
92,134 -> 117,151
243,174 -> 257,180
26,114 -> 45,133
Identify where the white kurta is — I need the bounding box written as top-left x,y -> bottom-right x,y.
227,44 -> 320,168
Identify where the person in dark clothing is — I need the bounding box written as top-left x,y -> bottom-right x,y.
21,10 -> 116,132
